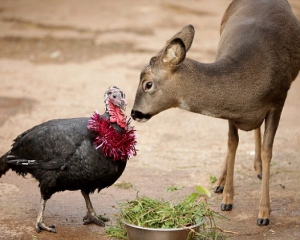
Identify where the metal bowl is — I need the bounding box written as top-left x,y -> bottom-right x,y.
123,220 -> 204,240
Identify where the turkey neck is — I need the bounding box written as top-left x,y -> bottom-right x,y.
106,101 -> 126,128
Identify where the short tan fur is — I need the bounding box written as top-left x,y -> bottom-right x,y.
131,0 -> 300,225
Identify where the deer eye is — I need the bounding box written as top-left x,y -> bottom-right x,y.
145,81 -> 153,90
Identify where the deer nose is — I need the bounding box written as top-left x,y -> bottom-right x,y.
131,110 -> 152,121
131,110 -> 138,120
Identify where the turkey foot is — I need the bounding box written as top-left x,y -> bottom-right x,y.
99,215 -> 110,222
35,197 -> 56,233
81,190 -> 109,226
83,213 -> 109,226
36,222 -> 56,233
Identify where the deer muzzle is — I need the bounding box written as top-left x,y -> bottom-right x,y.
131,110 -> 152,122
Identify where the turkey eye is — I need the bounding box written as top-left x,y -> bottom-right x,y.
145,82 -> 153,90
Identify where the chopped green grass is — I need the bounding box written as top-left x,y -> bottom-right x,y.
165,185 -> 184,192
105,186 -> 226,239
114,181 -> 135,189
121,196 -> 206,228
210,175 -> 218,184
106,219 -> 128,240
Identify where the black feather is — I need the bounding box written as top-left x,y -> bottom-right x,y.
0,86 -> 132,233
0,113 -> 127,199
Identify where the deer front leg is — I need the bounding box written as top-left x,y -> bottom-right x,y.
257,110 -> 281,226
214,156 -> 227,193
254,127 -> 262,179
216,127 -> 262,194
220,121 -> 239,211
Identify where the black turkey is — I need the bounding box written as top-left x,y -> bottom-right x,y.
0,86 -> 137,233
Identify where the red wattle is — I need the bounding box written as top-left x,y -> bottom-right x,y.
108,102 -> 126,128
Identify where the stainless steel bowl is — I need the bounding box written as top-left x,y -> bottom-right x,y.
123,220 -> 204,240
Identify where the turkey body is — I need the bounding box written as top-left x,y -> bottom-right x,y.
0,113 -> 127,232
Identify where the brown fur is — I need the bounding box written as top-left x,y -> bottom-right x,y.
131,0 -> 300,225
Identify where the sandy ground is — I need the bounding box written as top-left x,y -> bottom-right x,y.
0,0 -> 300,239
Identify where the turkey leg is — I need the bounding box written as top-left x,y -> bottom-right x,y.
35,197 -> 56,233
81,190 -> 109,226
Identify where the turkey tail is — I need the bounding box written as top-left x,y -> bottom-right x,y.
6,155 -> 42,170
6,154 -> 65,171
0,152 -> 10,177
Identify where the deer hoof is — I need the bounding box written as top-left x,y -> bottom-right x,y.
257,218 -> 269,226
257,173 -> 262,179
221,203 -> 233,211
214,186 -> 224,193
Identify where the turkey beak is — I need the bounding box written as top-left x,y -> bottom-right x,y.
120,98 -> 127,111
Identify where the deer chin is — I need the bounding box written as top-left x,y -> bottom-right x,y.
131,110 -> 152,122
135,118 -> 150,123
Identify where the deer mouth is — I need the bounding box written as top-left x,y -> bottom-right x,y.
131,110 -> 152,122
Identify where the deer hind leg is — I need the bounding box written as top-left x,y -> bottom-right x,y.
216,121 -> 239,211
257,110 -> 281,226
254,127 -> 262,179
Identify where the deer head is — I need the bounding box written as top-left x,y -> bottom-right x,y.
131,25 -> 195,122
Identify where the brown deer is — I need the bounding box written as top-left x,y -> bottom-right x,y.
131,0 -> 300,226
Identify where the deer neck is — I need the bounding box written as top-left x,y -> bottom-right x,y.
174,57 -> 246,119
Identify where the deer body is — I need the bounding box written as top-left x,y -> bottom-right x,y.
160,59 -> 281,131
131,0 -> 300,226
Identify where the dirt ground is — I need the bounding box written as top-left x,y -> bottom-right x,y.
0,0 -> 300,239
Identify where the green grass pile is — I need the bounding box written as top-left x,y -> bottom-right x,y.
105,186 -> 226,239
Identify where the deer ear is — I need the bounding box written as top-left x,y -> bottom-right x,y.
170,25 -> 195,52
162,38 -> 186,66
